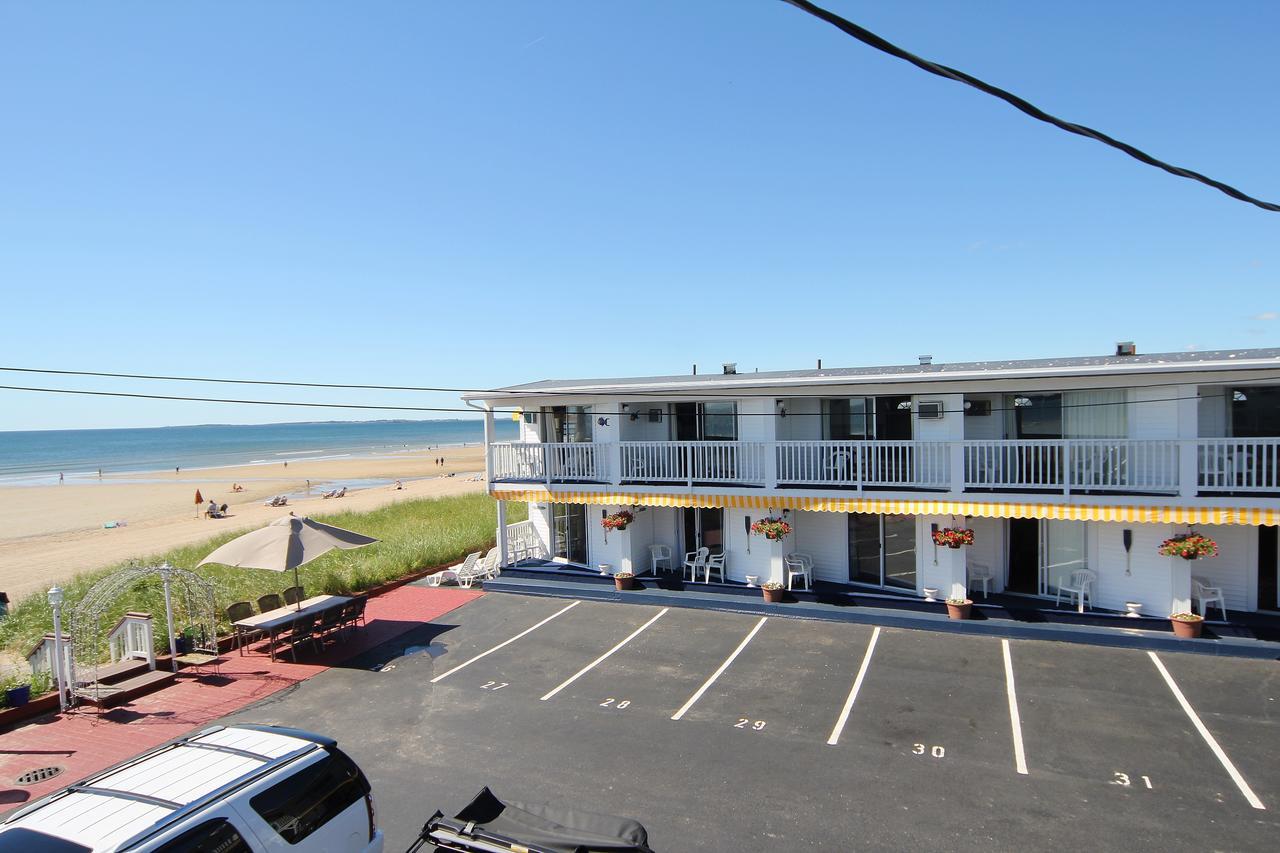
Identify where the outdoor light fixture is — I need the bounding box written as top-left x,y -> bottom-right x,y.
776,400 -> 787,418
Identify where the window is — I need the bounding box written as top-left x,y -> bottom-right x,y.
250,751 -> 369,845
155,819 -> 251,853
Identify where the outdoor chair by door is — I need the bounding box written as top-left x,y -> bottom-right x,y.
683,547 -> 709,582
785,554 -> 812,591
1192,577 -> 1228,620
704,553 -> 726,583
649,545 -> 673,576
1055,569 -> 1097,612
967,563 -> 993,598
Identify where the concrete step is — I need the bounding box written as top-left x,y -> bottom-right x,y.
76,670 -> 175,708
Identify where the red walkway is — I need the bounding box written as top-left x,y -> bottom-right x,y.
0,584 -> 480,812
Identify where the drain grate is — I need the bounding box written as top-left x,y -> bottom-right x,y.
15,766 -> 64,786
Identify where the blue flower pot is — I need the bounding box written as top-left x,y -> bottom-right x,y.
5,685 -> 30,707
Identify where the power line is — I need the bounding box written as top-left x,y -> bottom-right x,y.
779,0 -> 1280,213
2,364 -> 1278,400
0,381 -> 1258,419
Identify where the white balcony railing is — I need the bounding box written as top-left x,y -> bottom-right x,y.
489,438 -> 1278,496
1198,438 -> 1280,493
490,441 -> 608,483
775,440 -> 949,490
619,440 -> 768,486
963,439 -> 1180,494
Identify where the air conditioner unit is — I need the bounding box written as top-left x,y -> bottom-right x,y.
916,401 -> 943,420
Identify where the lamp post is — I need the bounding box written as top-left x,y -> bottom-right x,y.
160,562 -> 180,673
47,586 -> 66,712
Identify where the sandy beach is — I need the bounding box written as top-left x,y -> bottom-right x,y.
0,447 -> 489,600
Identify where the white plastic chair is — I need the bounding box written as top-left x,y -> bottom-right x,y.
1192,577 -> 1228,620
967,562 -> 993,598
683,547 -> 709,582
1055,569 -> 1097,612
649,544 -> 673,576
704,553 -> 726,583
426,551 -> 480,587
785,554 -> 812,591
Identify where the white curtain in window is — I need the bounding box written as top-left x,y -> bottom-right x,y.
1063,390 -> 1127,438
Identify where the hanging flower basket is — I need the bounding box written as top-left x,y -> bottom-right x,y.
931,528 -> 974,549
601,510 -> 634,531
750,518 -> 792,541
1157,533 -> 1218,560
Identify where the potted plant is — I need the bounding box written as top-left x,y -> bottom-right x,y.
175,627 -> 197,654
602,511 -> 634,531
613,572 -> 637,591
3,680 -> 30,708
945,597 -> 973,619
1170,612 -> 1205,638
761,581 -> 785,603
1158,533 -> 1218,561
750,518 -> 793,542
932,528 -> 975,549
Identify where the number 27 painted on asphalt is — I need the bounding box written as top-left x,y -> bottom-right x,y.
480,681 -> 508,691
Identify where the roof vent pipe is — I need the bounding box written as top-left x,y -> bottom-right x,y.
692,364 -> 697,375
817,358 -> 822,369
722,363 -> 737,375
918,355 -> 933,366
1116,342 -> 1137,356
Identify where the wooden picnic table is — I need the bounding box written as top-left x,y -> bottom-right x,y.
233,594 -> 352,661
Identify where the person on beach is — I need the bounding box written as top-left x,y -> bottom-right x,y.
394,479 -> 403,490
97,469 -> 102,479
59,472 -> 64,484
175,467 -> 180,474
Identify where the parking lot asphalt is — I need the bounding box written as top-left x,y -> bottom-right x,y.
216,593 -> 1280,851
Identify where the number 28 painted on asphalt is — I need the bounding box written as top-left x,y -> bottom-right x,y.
599,697 -> 631,709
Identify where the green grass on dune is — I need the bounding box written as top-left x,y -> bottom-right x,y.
0,493 -> 525,668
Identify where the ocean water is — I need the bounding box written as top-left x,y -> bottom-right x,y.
0,419 -> 517,484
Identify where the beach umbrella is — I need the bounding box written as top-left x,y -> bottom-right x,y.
197,515 -> 378,609
194,489 -> 204,519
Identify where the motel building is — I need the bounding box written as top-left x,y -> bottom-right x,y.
466,346 -> 1280,626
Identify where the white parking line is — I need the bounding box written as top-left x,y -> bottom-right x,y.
1148,651 -> 1265,810
429,600 -> 581,684
540,608 -> 670,701
826,626 -> 880,745
1001,639 -> 1029,775
671,616 -> 768,721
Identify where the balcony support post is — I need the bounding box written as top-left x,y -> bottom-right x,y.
1175,385 -> 1199,498
496,500 -> 509,567
482,404 -> 495,487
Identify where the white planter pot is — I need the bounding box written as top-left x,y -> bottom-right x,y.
745,575 -> 760,588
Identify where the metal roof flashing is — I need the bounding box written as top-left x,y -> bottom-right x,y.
462,348 -> 1280,400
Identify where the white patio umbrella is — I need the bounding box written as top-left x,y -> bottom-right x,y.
198,514 -> 378,609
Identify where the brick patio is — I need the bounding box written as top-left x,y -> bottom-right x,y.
0,584 -> 480,812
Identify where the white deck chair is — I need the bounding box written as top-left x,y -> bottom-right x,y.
967,562 -> 993,598
704,553 -> 726,583
427,551 -> 480,587
1192,577 -> 1228,620
785,554 -> 812,590
683,547 -> 709,582
1055,569 -> 1097,612
649,544 -> 673,576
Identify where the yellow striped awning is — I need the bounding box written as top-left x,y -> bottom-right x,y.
491,489 -> 1280,526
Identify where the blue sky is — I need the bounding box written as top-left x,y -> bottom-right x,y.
1,1 -> 1277,431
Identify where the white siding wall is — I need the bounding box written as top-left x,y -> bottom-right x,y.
792,510 -> 848,583
962,394 -> 1002,440
737,398 -> 774,442
1130,387 -> 1178,439
1187,524 -> 1255,612
1090,523 -> 1176,613
776,399 -> 821,440
967,517 -> 1005,593
519,417 -> 541,443
1198,385 -> 1229,437
722,506 -> 776,583
527,502 -> 552,556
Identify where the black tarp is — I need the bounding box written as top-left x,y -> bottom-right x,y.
424,787 -> 654,853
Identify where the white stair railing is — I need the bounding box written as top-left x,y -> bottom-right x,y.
107,612 -> 156,671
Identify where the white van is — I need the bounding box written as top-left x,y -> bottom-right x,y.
0,724 -> 383,853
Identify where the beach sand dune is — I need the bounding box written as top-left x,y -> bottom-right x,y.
0,447 -> 488,600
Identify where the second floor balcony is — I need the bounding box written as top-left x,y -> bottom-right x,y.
489,437 -> 1280,498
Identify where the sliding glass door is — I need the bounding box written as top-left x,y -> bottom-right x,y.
848,513 -> 916,590
552,503 -> 588,564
